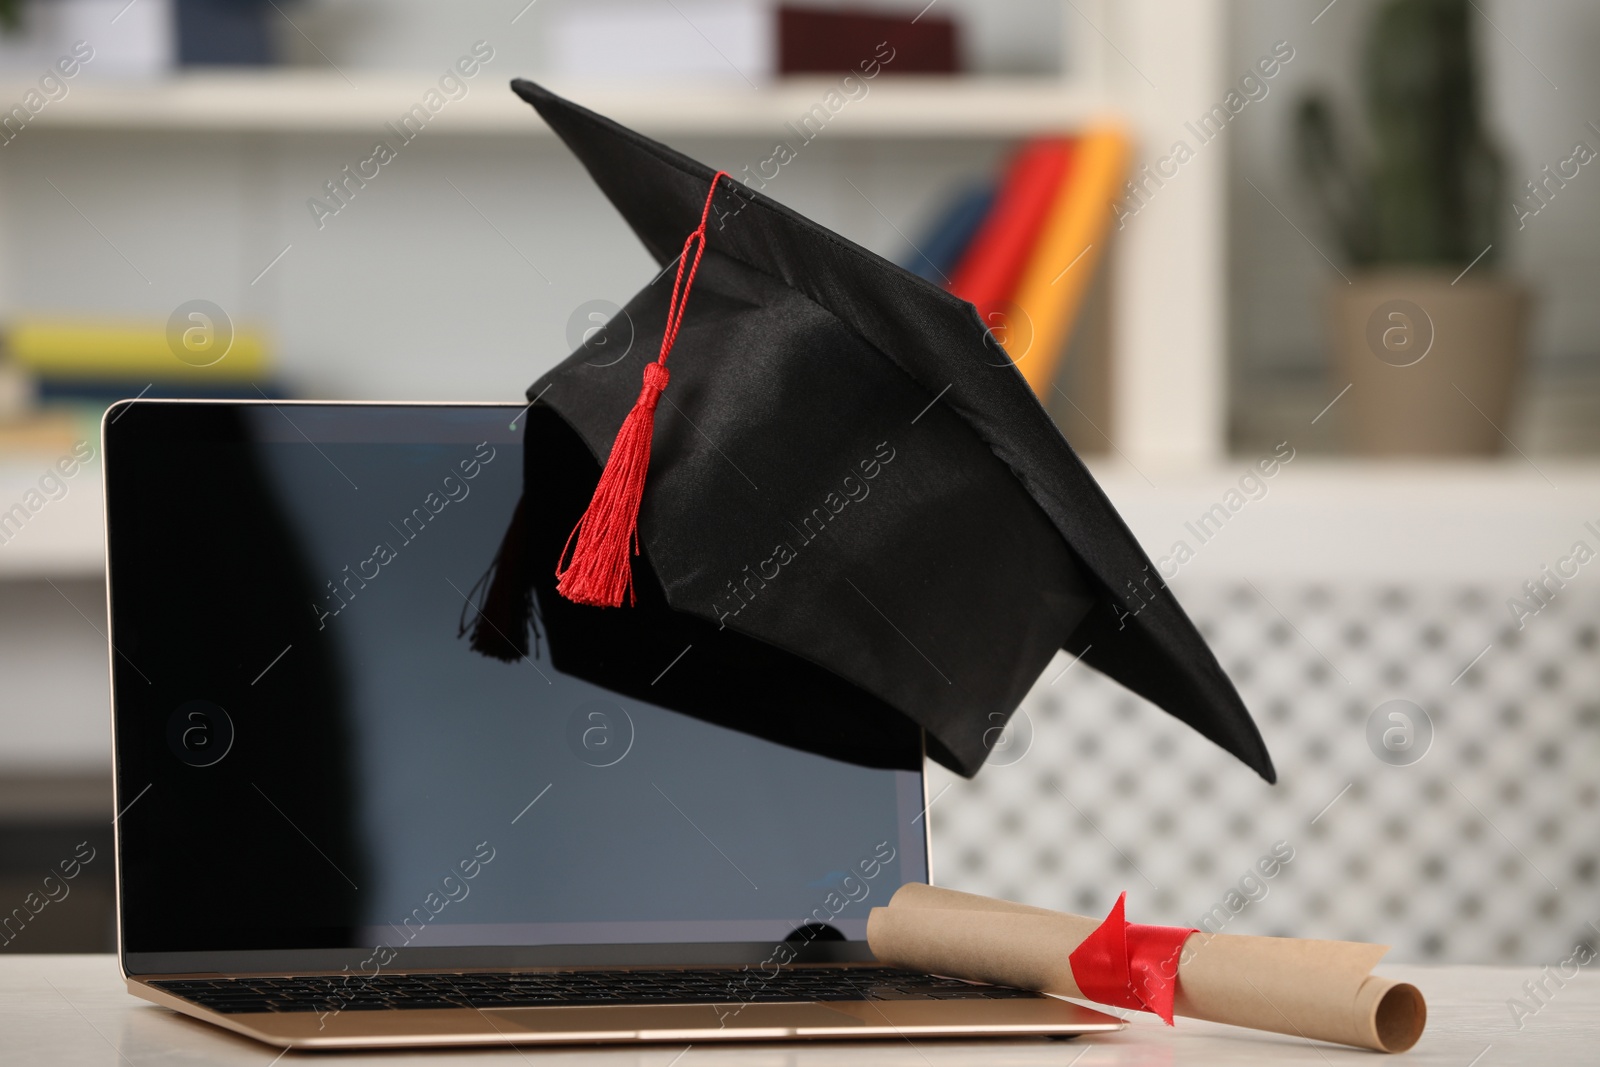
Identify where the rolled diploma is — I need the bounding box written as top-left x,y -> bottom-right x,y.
867,884 -> 1425,1054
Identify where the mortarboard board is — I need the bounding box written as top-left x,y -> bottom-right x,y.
468,80 -> 1275,784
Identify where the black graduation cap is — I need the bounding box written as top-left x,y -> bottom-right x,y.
469,79 -> 1274,784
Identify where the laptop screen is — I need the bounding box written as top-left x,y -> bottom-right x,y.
104,402 -> 927,975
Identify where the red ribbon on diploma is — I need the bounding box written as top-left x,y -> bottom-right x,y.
1067,892 -> 1197,1025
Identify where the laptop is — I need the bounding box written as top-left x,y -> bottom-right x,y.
101,399 -> 1123,1049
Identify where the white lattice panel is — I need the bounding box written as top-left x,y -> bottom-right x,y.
928,579 -> 1600,965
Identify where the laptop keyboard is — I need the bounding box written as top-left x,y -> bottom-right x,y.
152,967 -> 1043,1015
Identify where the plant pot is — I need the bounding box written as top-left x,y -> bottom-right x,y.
1327,270 -> 1531,456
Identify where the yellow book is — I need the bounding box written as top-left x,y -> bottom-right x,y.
8,319 -> 269,380
1005,127 -> 1130,397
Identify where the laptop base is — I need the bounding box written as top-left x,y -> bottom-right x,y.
130,977 -> 1125,1049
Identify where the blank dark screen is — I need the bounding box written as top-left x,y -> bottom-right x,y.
105,403 -> 924,959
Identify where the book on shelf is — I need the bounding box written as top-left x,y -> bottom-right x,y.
947,137 -> 1074,322
778,4 -> 961,75
901,182 -> 994,284
903,126 -> 1129,446
4,318 -> 283,405
1006,126 -> 1128,398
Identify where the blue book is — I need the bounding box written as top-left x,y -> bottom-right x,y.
902,183 -> 996,285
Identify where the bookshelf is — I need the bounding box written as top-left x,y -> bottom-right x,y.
0,0 -> 1237,579
0,72 -> 1108,137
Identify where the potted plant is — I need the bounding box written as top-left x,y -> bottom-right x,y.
1295,0 -> 1529,455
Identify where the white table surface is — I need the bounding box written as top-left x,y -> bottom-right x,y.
1,955 -> 1589,1065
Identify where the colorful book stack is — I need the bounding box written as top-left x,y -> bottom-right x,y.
6,318 -> 280,407
907,130 -> 1131,404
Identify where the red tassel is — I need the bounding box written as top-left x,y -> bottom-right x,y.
556,170 -> 729,608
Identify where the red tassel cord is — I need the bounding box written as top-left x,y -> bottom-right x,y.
556,170 -> 729,608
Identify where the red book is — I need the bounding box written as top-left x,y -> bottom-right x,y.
947,138 -> 1076,319
778,5 -> 959,75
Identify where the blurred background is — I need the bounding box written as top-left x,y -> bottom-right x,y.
0,0 -> 1595,966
